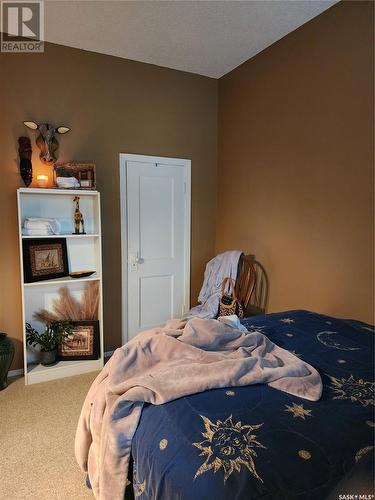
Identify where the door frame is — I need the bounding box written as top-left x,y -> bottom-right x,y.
119,153 -> 191,344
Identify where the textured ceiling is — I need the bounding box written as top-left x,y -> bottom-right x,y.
45,0 -> 338,78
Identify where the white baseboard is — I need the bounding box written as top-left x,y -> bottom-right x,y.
8,351 -> 115,378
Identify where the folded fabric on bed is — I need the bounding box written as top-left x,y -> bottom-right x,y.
75,317 -> 322,500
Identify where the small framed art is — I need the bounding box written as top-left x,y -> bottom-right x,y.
22,238 -> 69,283
59,320 -> 100,361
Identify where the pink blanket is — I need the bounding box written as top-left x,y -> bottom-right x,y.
75,318 -> 322,499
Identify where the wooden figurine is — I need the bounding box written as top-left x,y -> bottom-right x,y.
73,196 -> 85,234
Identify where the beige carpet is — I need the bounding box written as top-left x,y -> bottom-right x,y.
0,372 -> 98,500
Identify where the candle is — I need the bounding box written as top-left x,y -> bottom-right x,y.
37,175 -> 48,188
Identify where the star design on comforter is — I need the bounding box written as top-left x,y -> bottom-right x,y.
355,446 -> 374,463
329,374 -> 374,407
285,403 -> 312,420
193,415 -> 265,482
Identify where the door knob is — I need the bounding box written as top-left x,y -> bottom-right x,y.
129,253 -> 143,270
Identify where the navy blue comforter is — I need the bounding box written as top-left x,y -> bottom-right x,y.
130,311 -> 374,499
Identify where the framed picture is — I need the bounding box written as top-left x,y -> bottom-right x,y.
53,162 -> 96,190
22,238 -> 69,283
59,320 -> 100,361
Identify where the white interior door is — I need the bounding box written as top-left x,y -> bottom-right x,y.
120,154 -> 191,342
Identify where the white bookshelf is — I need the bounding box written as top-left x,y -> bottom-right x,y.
17,188 -> 104,385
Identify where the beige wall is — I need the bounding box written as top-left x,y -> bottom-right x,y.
0,43 -> 218,370
217,1 -> 374,323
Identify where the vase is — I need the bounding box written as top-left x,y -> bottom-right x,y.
0,333 -> 15,390
40,348 -> 57,366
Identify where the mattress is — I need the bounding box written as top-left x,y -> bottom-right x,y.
129,310 -> 374,499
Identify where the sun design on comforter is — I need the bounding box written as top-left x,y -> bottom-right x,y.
193,415 -> 265,482
329,374 -> 374,407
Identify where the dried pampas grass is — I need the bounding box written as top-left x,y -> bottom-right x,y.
82,280 -> 99,320
33,281 -> 99,323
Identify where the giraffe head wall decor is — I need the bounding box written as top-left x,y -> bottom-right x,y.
23,121 -> 70,166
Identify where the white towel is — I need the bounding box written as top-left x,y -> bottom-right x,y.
22,228 -> 52,236
23,218 -> 61,235
56,176 -> 80,188
218,314 -> 249,332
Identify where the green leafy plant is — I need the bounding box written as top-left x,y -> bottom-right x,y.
25,320 -> 73,352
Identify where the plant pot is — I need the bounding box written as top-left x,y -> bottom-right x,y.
40,348 -> 57,366
0,333 -> 15,390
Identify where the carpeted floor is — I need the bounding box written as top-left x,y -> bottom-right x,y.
0,372 -> 99,500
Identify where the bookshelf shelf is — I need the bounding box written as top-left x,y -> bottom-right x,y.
27,359 -> 103,385
22,233 -> 100,239
24,275 -> 100,287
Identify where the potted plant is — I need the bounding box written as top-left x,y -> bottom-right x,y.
26,320 -> 73,366
0,332 -> 15,390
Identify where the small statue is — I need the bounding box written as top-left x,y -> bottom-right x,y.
73,196 -> 85,234
18,136 -> 33,187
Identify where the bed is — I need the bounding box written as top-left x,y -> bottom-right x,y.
128,310 -> 374,499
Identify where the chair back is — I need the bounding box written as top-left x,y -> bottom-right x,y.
235,255 -> 257,311
249,260 -> 269,315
